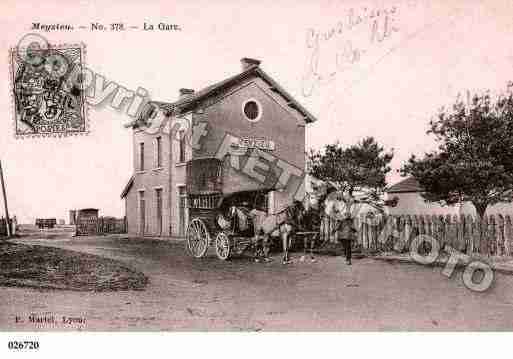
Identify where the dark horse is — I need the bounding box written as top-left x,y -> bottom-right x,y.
292,189 -> 333,262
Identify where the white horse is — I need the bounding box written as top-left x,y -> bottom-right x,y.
247,183 -> 331,264
323,189 -> 386,244
248,205 -> 297,264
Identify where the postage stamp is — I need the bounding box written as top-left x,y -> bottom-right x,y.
10,41 -> 88,138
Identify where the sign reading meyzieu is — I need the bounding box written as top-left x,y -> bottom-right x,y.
230,137 -> 276,151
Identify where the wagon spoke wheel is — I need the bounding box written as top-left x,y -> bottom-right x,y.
186,218 -> 209,258
215,232 -> 231,260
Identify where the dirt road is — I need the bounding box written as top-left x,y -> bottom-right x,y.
1,235 -> 513,331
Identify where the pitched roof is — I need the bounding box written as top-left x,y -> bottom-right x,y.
386,177 -> 424,193
135,63 -> 317,125
120,175 -> 135,199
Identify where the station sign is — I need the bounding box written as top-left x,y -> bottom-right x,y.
230,137 -> 275,151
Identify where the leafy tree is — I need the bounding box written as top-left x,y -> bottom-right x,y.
401,86 -> 513,219
307,137 -> 394,214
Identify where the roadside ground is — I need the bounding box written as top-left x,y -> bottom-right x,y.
1,231 -> 513,331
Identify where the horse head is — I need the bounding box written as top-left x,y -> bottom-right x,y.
324,190 -> 384,222
306,179 -> 339,213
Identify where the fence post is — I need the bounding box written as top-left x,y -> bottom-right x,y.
326,216 -> 330,243
471,216 -> 479,255
320,217 -> 325,243
358,213 -> 364,249
464,215 -> 473,255
320,217 -> 324,243
395,215 -> 411,253
415,215 -> 422,249
367,214 -> 374,250
425,214 -> 432,240
411,215 -> 419,251
377,215 -> 392,251
405,215 -> 413,252
325,217 -> 332,243
505,215 -> 513,256
394,215 -> 401,251
444,214 -> 453,251
430,215 -> 438,249
360,215 -> 367,250
489,215 -> 497,256
438,215 -> 444,250
497,215 -> 505,256
393,215 -> 403,252
371,214 -> 379,251
454,214 -> 462,252
418,215 -> 425,237
481,216 -> 489,256
331,216 -> 337,243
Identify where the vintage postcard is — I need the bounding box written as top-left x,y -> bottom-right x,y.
0,0 -> 512,356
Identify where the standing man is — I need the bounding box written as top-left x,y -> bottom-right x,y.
334,216 -> 357,265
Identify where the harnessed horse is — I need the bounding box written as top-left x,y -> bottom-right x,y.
293,189 -> 335,261
223,182 -> 335,264
246,188 -> 329,264
248,203 -> 301,264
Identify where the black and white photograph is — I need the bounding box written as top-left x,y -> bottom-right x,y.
0,0 -> 512,356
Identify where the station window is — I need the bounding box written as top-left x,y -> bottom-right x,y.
139,142 -> 145,171
179,130 -> 186,163
242,99 -> 262,122
156,136 -> 162,168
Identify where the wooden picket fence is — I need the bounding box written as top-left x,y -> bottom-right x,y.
319,213 -> 513,256
97,216 -> 127,234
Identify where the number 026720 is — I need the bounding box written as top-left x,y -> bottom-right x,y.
8,341 -> 40,350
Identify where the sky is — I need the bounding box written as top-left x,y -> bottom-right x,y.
1,0 -> 513,223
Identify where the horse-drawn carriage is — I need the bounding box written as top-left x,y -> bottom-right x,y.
185,189 -> 271,261
185,158 -> 323,262
183,156 -> 386,262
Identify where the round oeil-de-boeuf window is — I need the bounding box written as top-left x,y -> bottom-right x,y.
242,99 -> 262,122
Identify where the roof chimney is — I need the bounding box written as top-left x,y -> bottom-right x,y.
240,57 -> 261,71
179,88 -> 194,100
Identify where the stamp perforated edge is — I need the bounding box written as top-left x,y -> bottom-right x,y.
9,41 -> 90,139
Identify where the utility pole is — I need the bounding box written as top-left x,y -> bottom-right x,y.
0,160 -> 11,237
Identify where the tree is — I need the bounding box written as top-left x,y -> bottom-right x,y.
401,86 -> 513,219
307,137 -> 394,215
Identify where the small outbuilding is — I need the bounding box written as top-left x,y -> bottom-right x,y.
75,208 -> 99,236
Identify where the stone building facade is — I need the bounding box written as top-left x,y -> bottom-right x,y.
121,58 -> 317,237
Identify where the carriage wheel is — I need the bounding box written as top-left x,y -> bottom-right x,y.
186,218 -> 209,258
215,232 -> 231,260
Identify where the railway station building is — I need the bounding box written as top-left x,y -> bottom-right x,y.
121,58 -> 317,237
